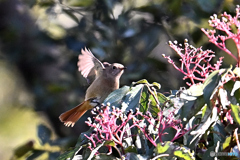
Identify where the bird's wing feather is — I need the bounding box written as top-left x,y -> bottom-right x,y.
78,48 -> 104,83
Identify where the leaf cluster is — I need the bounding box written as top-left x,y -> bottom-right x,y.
58,68 -> 240,159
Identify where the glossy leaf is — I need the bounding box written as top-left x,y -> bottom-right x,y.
178,94 -> 205,122
120,84 -> 144,112
203,70 -> 221,105
103,85 -> 130,108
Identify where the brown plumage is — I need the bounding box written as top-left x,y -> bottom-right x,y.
59,48 -> 126,127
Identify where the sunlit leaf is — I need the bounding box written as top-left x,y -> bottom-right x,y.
233,67 -> 240,77
125,146 -> 138,153
156,141 -> 170,154
155,141 -> 195,159
152,82 -> 161,89
231,81 -> 240,97
139,85 -> 150,114
188,107 -> 218,148
132,79 -> 149,86
188,83 -> 203,96
230,104 -> 240,125
104,140 -> 115,147
222,136 -> 232,150
157,93 -> 169,105
173,149 -> 194,160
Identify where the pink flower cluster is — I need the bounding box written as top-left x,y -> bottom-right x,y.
202,5 -> 240,66
163,40 -> 223,86
85,105 -> 188,154
164,6 -> 240,86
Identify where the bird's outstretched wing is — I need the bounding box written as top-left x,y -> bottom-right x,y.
78,48 -> 105,83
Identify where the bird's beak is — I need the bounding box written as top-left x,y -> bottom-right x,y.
121,67 -> 127,70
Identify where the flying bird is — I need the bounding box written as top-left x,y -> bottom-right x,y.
59,48 -> 126,127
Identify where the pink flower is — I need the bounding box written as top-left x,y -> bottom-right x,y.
202,5 -> 240,66
163,39 -> 223,86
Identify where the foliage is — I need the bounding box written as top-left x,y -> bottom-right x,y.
1,0 -> 240,159
56,6 -> 240,160
56,66 -> 240,159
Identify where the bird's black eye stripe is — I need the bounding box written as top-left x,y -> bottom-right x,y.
112,66 -> 116,69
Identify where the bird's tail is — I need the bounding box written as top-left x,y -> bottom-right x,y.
59,99 -> 97,127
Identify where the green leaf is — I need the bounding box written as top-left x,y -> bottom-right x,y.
160,127 -> 177,142
156,141 -> 170,154
152,82 -> 161,89
104,140 -> 116,147
224,80 -> 240,104
231,81 -> 240,103
139,85 -> 150,114
203,68 -> 230,107
178,94 -> 205,122
188,84 -> 203,96
57,147 -> 82,160
120,84 -> 144,112
155,141 -> 195,159
125,146 -> 138,153
86,143 -> 104,159
224,124 -> 239,134
75,127 -> 94,147
222,136 -> 232,150
187,106 -> 218,149
230,104 -> 240,125
157,92 -> 169,105
212,122 -> 227,144
132,79 -> 149,86
202,144 -> 219,159
103,85 -> 130,108
233,67 -> 240,77
203,70 -> 221,105
173,149 -> 194,160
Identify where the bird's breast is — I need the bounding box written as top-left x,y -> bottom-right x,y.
85,77 -> 119,103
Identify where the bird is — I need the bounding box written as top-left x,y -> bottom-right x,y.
59,48 -> 126,127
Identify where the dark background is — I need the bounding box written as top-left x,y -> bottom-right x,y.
0,0 -> 238,159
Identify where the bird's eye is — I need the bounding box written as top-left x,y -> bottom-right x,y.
112,66 -> 116,69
